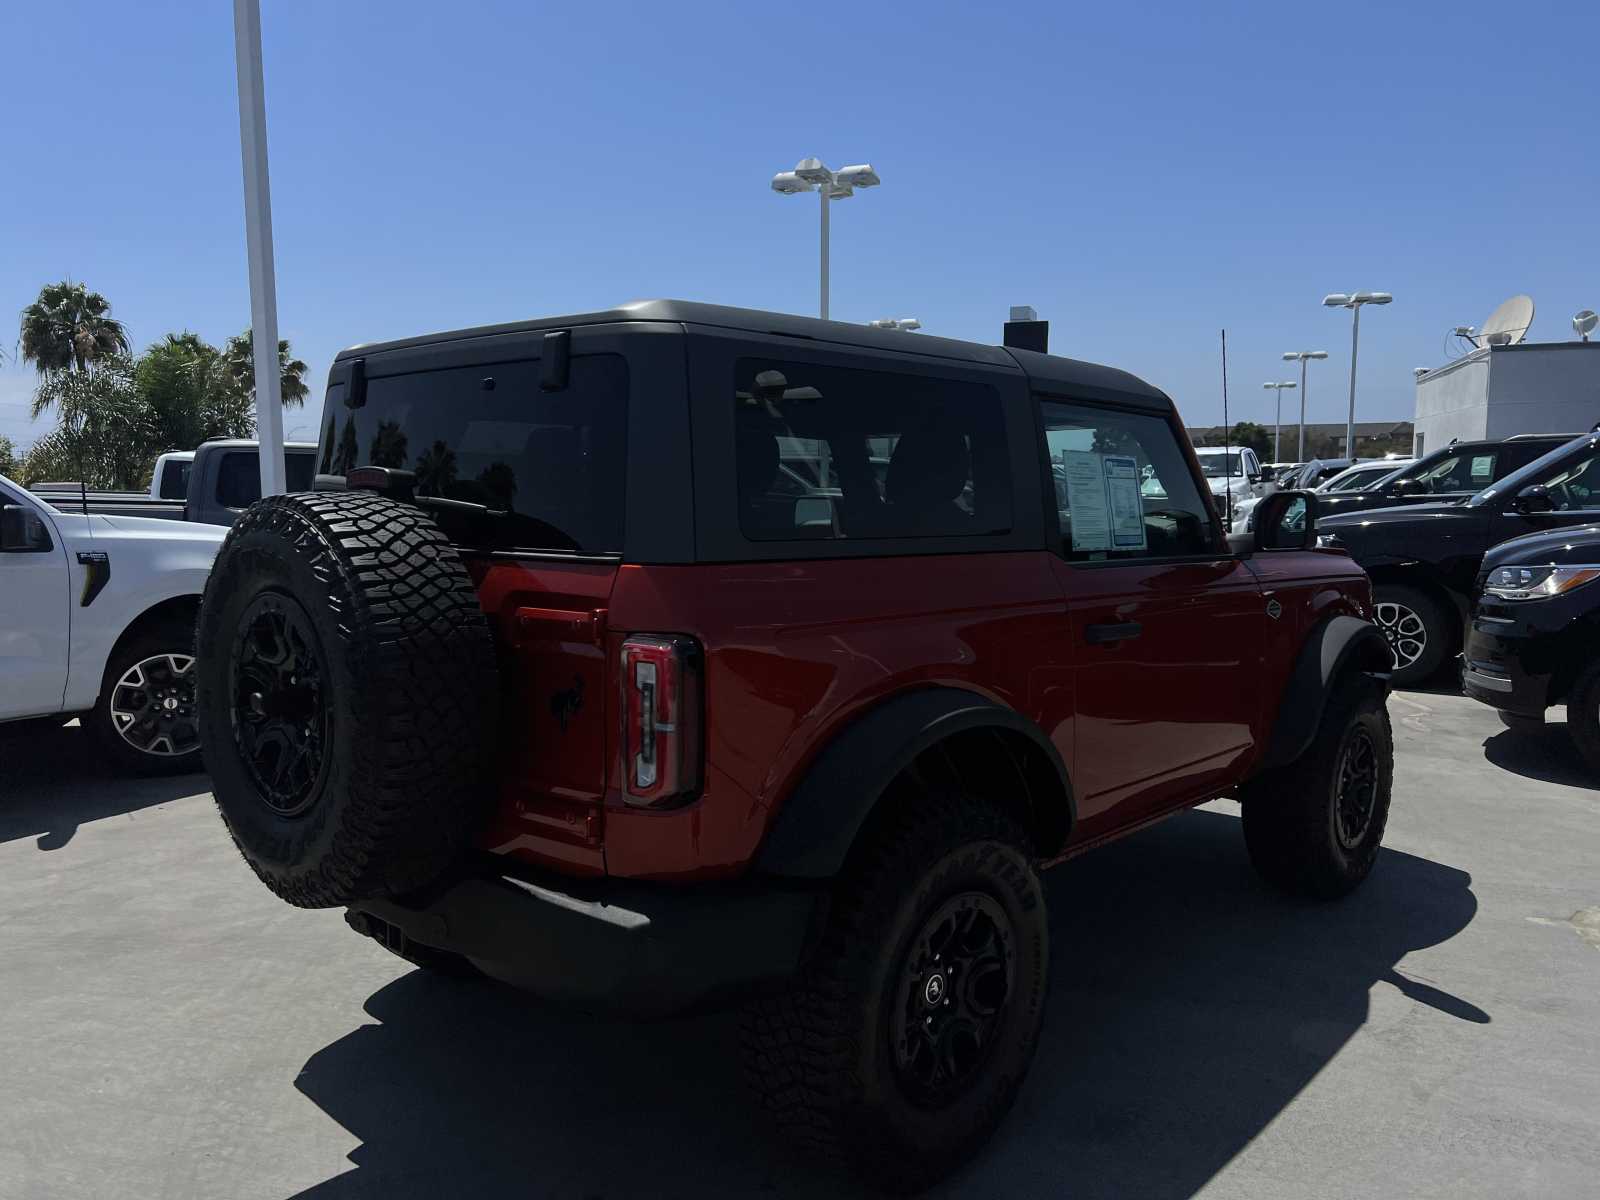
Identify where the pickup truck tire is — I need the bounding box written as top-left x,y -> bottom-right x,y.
196,491 -> 498,909
1240,678 -> 1393,900
741,794 -> 1047,1194
1373,583 -> 1450,688
90,618 -> 203,775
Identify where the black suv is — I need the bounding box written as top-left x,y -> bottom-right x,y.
1314,434 -> 1574,521
1318,429 -> 1600,686
1463,523 -> 1600,769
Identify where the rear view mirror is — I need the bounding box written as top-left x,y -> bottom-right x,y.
1253,489 -> 1316,552
1388,477 -> 1424,498
1513,483 -> 1555,514
1,503 -> 50,552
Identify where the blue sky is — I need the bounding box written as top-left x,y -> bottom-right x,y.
2,0 -> 1594,454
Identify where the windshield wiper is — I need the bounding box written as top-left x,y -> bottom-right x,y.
411,495 -> 582,552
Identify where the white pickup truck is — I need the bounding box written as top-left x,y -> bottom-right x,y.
0,472 -> 224,774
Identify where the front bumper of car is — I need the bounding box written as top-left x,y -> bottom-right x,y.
1460,593 -> 1588,719
348,866 -> 825,1016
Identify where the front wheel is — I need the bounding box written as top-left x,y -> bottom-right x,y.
1241,678 -> 1394,899
90,619 -> 203,776
742,796 -> 1047,1193
1373,583 -> 1452,687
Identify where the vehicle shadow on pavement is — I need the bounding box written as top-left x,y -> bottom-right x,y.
287,808 -> 1480,1200
1481,723 -> 1598,791
0,721 -> 206,851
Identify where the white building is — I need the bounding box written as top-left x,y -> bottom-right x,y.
1412,341 -> 1600,457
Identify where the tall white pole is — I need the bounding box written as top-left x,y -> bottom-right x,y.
818,187 -> 830,320
1345,305 -> 1361,459
1297,357 -> 1309,460
234,0 -> 287,497
1274,392 -> 1281,461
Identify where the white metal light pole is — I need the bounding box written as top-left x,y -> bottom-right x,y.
1322,292 -> 1392,458
233,0 -> 286,497
1281,349 -> 1329,460
1261,381 -> 1297,460
771,158 -> 881,320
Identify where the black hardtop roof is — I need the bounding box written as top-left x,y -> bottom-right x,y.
334,299 -> 1171,409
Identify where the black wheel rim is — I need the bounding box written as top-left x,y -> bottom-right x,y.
1334,727 -> 1379,849
230,593 -> 330,817
890,891 -> 1015,1109
110,653 -> 198,757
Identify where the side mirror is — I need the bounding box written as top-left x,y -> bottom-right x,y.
1251,489 -> 1317,552
1513,483 -> 1555,514
794,496 -> 833,527
1246,471 -> 1262,484
1258,466 -> 1277,483
1,503 -> 50,552
1388,477 -> 1424,498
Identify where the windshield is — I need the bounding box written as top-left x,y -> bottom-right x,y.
1471,433 -> 1600,508
1196,452 -> 1243,477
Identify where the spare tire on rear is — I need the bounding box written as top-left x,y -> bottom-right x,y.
196,490 -> 498,908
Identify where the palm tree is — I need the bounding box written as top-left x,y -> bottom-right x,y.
222,330 -> 309,408
19,280 -> 130,375
25,357 -> 154,488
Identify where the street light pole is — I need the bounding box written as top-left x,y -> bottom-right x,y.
1323,291 -> 1393,458
1262,381 -> 1297,460
232,0 -> 286,498
772,158 -> 881,321
1281,349 -> 1329,460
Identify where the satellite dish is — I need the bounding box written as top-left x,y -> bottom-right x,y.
1478,294 -> 1535,347
1575,310 -> 1598,342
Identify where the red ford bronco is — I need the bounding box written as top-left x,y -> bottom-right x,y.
196,301 -> 1393,1192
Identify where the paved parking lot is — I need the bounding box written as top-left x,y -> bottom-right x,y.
3,689 -> 1598,1199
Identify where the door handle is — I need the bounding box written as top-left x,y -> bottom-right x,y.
1084,621 -> 1142,645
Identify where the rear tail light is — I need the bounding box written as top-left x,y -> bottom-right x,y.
620,635 -> 702,806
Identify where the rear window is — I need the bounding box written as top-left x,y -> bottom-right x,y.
732,359 -> 1010,541
158,458 -> 191,500
216,450 -> 316,509
319,355 -> 627,554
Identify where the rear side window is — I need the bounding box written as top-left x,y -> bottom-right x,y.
320,355 -> 627,554
215,451 -> 316,509
1039,400 -> 1214,561
1409,449 -> 1497,493
732,359 -> 1010,541
158,459 -> 191,500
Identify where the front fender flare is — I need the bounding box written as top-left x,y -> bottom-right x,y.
1255,614 -> 1391,774
755,687 -> 1074,880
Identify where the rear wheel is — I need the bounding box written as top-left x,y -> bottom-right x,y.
1373,583 -> 1451,687
1563,661 -> 1600,775
90,620 -> 203,775
742,795 -> 1047,1193
1241,678 -> 1393,899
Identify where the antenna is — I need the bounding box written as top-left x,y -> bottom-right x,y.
1575,310 -> 1598,342
1220,328 -> 1231,501
1478,294 -> 1535,347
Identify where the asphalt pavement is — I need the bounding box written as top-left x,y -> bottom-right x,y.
2,690 -> 1597,1199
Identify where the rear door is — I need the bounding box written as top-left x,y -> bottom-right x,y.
0,484 -> 70,720
1037,399 -> 1267,831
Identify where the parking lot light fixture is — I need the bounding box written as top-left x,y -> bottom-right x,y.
1281,349 -> 1330,460
869,317 -> 921,331
1262,381 -> 1298,461
770,157 -> 881,321
1323,291 -> 1393,457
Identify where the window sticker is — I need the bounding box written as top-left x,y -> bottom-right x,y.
1470,454 -> 1494,480
1103,454 -> 1148,550
1062,451 -> 1111,551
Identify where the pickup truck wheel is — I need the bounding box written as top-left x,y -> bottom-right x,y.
89,620 -> 203,775
196,491 -> 498,909
1373,584 -> 1450,687
1240,679 -> 1393,900
741,795 -> 1047,1193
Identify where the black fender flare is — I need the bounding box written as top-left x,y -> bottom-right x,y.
755,687 -> 1075,880
1255,614 -> 1391,773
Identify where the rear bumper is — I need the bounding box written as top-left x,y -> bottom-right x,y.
349,869 -> 825,1016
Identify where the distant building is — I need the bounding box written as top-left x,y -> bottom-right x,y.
1187,421 -> 1413,461
1412,341 -> 1600,457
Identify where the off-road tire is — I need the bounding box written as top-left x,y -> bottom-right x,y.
1563,661 -> 1600,775
741,795 -> 1048,1194
1374,583 -> 1451,688
196,491 -> 498,909
90,618 -> 204,776
1241,678 -> 1393,899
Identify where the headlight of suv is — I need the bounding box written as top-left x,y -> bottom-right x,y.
1483,564 -> 1600,601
